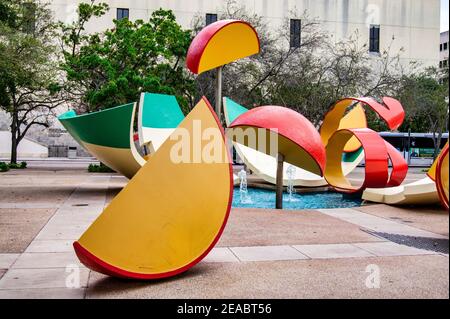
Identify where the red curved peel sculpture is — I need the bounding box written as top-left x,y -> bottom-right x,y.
228,105 -> 326,176
325,128 -> 407,194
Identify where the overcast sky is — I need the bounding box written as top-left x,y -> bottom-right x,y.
442,0 -> 449,31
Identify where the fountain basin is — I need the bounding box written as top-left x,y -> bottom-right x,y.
232,187 -> 362,210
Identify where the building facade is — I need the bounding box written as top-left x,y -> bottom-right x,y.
50,0 -> 441,68
440,31 -> 449,69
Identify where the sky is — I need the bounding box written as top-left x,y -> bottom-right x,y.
442,0 -> 449,31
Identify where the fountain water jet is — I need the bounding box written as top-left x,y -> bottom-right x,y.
238,169 -> 253,204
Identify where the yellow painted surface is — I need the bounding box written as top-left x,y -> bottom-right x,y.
324,130 -> 359,191
77,99 -> 232,275
83,142 -> 144,179
198,23 -> 259,73
321,100 -> 366,152
428,141 -> 449,180
362,177 -> 440,205
438,150 -> 449,202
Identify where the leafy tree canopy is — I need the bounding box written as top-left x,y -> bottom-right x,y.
60,3 -> 195,113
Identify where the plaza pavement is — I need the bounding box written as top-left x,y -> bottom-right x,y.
0,160 -> 448,298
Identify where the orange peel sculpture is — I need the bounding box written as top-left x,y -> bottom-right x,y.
435,143 -> 449,210
73,97 -> 233,279
228,106 -> 326,176
186,19 -> 260,74
320,97 -> 405,152
325,128 -> 408,194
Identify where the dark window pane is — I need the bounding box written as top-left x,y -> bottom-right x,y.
369,25 -> 380,52
206,13 -> 217,26
117,8 -> 129,20
444,42 -> 448,50
290,19 -> 301,48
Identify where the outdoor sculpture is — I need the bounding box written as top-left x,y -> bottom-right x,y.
186,19 -> 260,122
58,103 -> 145,179
73,98 -> 233,279
223,97 -> 364,187
228,105 -> 326,208
64,18 -> 447,281
435,143 -> 449,209
137,92 -> 185,154
324,128 -> 408,193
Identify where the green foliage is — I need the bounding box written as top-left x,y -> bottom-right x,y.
60,3 -> 195,114
7,161 -> 27,169
0,0 -> 63,164
0,161 -> 27,171
0,162 -> 9,172
88,163 -> 115,173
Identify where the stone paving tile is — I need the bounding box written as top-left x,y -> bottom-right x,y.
12,252 -> 85,269
230,245 -> 308,262
202,248 -> 240,263
25,240 -> 74,253
0,254 -> 20,269
318,208 -> 447,239
353,242 -> 437,257
293,243 -> 375,259
0,203 -> 61,209
34,224 -> 88,240
0,287 -> 85,299
0,268 -> 90,289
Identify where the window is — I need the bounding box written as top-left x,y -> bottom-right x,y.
440,61 -> 443,68
440,44 -> 443,51
206,13 -> 217,26
444,60 -> 448,68
290,19 -> 301,48
444,42 -> 448,51
369,25 -> 380,53
117,8 -> 129,20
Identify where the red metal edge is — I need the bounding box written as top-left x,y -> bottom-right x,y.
320,96 -> 405,139
229,105 -> 326,176
324,128 -> 389,194
73,96 -> 234,280
186,19 -> 261,74
435,143 -> 449,210
385,141 -> 408,187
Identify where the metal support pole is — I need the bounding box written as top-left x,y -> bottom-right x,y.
215,66 -> 223,122
276,153 -> 284,209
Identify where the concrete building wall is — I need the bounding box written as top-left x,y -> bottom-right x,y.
440,30 -> 449,68
50,0 -> 441,67
0,131 -> 49,158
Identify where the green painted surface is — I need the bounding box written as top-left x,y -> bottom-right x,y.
140,93 -> 184,128
224,97 -> 248,125
342,147 -> 363,162
58,103 -> 134,149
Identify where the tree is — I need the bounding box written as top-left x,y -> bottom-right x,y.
0,0 -> 64,163
191,1 -> 408,127
396,67 -> 449,158
59,1 -> 195,114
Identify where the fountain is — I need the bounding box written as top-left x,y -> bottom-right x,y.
237,169 -> 253,204
286,164 -> 299,202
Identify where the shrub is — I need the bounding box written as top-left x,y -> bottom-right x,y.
0,162 -> 9,172
88,163 -> 115,173
7,161 -> 27,169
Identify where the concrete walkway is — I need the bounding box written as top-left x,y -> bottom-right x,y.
0,168 -> 448,298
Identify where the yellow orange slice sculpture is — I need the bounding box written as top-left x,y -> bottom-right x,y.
436,143 -> 449,210
186,20 -> 260,74
73,97 -> 233,279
